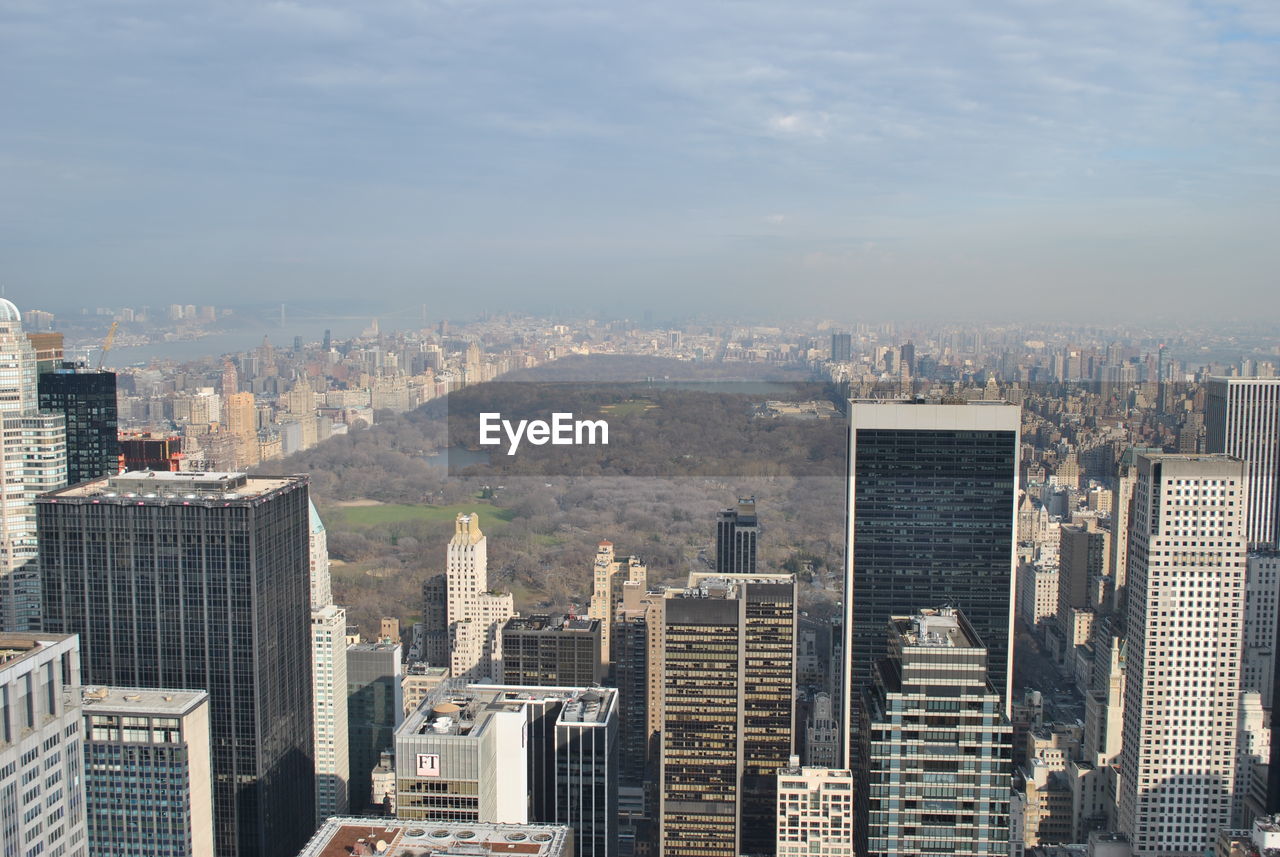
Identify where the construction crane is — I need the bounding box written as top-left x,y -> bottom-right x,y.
97,321 -> 118,370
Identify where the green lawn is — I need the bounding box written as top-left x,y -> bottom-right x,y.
332,502 -> 515,529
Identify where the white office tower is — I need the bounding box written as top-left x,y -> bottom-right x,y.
309,501 -> 350,823
775,759 -> 854,857
1234,691 -> 1271,828
1117,453 -> 1247,856
0,633 -> 87,857
0,299 -> 66,631
1206,378 -> 1280,548
446,514 -> 513,681
1243,553 -> 1280,707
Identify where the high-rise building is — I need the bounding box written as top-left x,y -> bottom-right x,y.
844,400 -> 1020,766
1206,378 -> 1280,548
394,683 -> 617,857
830,332 -> 852,363
857,608 -> 1012,857
775,760 -> 854,857
0,632 -> 87,857
37,363 -> 119,487
0,299 -> 67,632
82,686 -> 213,857
1243,552 -> 1280,707
446,514 -> 513,681
347,641 -> 403,814
308,501 -> 349,824
587,541 -> 646,668
715,497 -> 760,575
500,615 -> 602,687
1117,454 -> 1246,856
38,471 -> 316,857
659,573 -> 795,857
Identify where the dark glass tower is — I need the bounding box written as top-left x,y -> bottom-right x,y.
38,471 -> 315,857
843,401 -> 1020,765
714,497 -> 759,574
37,363 -> 119,486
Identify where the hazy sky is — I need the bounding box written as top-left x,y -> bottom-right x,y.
2,1 -> 1277,322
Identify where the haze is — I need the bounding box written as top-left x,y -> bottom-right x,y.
2,0 -> 1277,322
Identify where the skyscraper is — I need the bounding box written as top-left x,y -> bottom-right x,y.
346,641 -> 403,814
500,615 -> 603,687
659,573 -> 795,857
714,497 -> 759,575
308,501 -> 350,824
38,471 -> 316,857
587,541 -> 646,668
37,363 -> 118,486
1206,378 -> 1280,548
843,400 -> 1020,764
82,686 -> 214,857
857,608 -> 1011,856
831,332 -> 853,363
0,632 -> 87,857
1117,454 -> 1246,856
446,514 -> 513,681
0,299 -> 67,632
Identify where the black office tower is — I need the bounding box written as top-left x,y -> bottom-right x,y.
842,401 -> 1020,764
38,471 -> 316,857
831,332 -> 853,362
715,496 -> 759,574
37,363 -> 119,486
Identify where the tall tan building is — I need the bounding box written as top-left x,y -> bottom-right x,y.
446,514 -> 513,681
588,540 -> 647,666
223,391 -> 258,468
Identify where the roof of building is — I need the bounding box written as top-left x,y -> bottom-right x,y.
401,684 -> 615,739
82,686 -> 208,716
0,634 -> 76,671
0,299 -> 20,323
503,614 -> 598,634
295,818 -> 571,857
42,470 -> 304,502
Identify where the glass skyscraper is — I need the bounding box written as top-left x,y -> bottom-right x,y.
38,471 -> 316,857
842,400 -> 1020,765
37,364 -> 119,487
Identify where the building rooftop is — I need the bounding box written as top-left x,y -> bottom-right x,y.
295,818 -> 571,857
504,614 -> 598,634
0,634 -> 75,670
82,686 -> 208,716
42,470 -> 304,502
895,608 -> 979,649
402,685 -> 615,739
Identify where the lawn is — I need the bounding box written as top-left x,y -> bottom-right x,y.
599,398 -> 659,417
331,502 -> 516,529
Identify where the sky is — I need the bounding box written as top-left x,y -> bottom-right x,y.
2,0 -> 1278,322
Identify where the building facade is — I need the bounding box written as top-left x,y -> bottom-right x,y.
501,615 -> 602,687
659,573 -> 796,857
38,471 -> 316,857
446,514 -> 513,681
1206,378 -> 1280,548
587,541 -> 646,668
0,633 -> 87,857
37,364 -> 119,487
82,686 -> 213,857
858,608 -> 1012,857
845,399 -> 1020,768
1117,454 -> 1246,856
347,641 -> 403,814
714,497 -> 759,575
775,761 -> 854,857
0,299 -> 67,632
